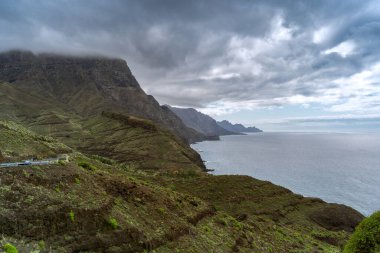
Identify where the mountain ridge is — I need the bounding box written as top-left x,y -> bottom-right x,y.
166,105 -> 238,139
0,50 -> 206,170
218,119 -> 263,133
0,50 -> 205,143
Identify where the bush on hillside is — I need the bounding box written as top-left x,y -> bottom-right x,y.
343,211 -> 380,253
2,243 -> 18,253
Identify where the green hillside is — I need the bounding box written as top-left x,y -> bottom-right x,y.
0,52 -> 367,252
0,81 -> 204,171
0,121 -> 364,252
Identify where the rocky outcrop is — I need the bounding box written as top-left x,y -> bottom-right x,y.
217,120 -> 262,133
166,106 -> 237,138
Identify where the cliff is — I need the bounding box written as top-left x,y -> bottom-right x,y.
166,105 -> 237,138
217,120 -> 263,133
0,50 -> 204,143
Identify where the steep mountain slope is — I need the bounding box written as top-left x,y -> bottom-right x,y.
166,106 -> 236,138
0,50 -> 204,143
218,120 -> 262,133
75,112 -> 205,170
0,122 -> 364,252
0,51 -> 206,170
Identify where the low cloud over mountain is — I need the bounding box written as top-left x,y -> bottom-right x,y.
1,0 -> 380,130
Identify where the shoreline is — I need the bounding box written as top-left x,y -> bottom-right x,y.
192,133 -> 377,216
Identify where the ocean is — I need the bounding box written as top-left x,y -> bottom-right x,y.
191,132 -> 380,216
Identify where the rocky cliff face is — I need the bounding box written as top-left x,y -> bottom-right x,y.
0,50 -> 204,143
166,106 -> 236,138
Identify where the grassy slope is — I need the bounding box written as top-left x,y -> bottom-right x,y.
0,122 -> 227,252
0,82 -> 204,171
0,121 -> 364,252
75,112 -> 205,171
137,172 -> 363,252
0,121 -> 71,161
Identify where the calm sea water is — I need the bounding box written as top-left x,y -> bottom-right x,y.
192,132 -> 380,216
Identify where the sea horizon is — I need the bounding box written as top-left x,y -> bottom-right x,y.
192,132 -> 380,216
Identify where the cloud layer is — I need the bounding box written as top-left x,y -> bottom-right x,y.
1,0 -> 380,121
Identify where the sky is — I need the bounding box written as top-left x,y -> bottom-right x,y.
1,0 -> 380,132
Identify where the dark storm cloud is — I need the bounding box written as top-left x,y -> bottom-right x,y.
1,0 -> 380,113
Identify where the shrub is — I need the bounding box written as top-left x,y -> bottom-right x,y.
58,160 -> 67,166
91,155 -> 115,165
2,243 -> 18,253
78,161 -> 96,171
157,207 -> 166,215
107,218 -> 119,229
230,217 -> 244,230
217,217 -> 228,226
38,240 -> 46,250
69,210 -> 75,222
343,211 -> 380,253
182,169 -> 199,178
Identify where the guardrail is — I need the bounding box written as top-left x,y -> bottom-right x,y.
0,159 -> 58,168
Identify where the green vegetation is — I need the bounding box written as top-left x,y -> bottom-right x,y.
90,155 -> 116,165
157,207 -> 166,215
0,119 -> 364,252
58,160 -> 67,166
38,240 -> 46,250
69,210 -> 75,222
2,243 -> 18,253
107,218 -> 119,230
344,211 -> 380,253
0,120 -> 71,162
77,161 -> 96,171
